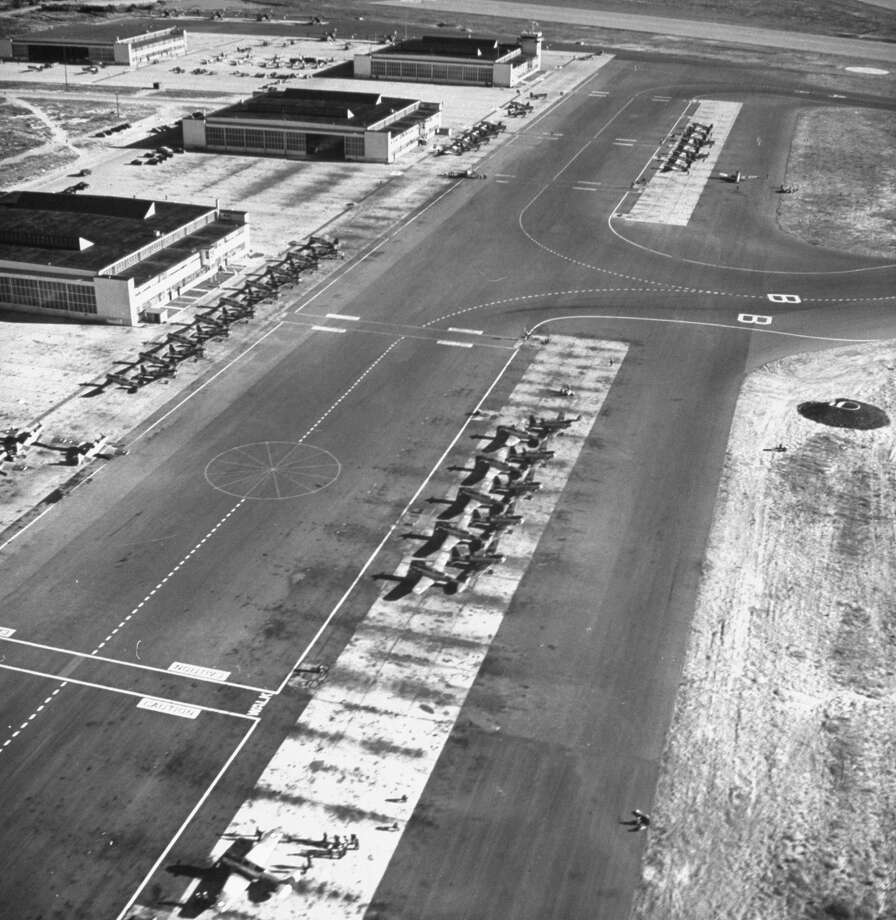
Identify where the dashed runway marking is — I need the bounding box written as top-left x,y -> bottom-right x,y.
325,313 -> 360,322
311,325 -> 347,334
188,336 -> 628,919
436,339 -> 474,349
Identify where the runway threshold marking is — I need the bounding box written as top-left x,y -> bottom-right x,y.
311,324 -> 347,334
325,312 -> 360,321
436,339 -> 474,348
181,336 -> 628,919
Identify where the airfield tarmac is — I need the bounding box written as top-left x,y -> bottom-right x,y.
0,41 -> 895,920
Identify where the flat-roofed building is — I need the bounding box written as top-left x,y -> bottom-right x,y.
0,191 -> 248,325
182,88 -> 442,163
0,20 -> 187,67
354,32 -> 542,87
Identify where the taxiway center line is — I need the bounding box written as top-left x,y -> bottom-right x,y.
0,662 -> 255,721
0,635 -> 269,694
529,313 -> 879,343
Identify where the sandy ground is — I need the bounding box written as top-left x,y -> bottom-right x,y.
778,106 -> 896,260
631,343 -> 896,920
0,45 -> 602,537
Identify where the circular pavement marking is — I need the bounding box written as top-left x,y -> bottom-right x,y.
845,66 -> 889,75
205,441 -> 341,500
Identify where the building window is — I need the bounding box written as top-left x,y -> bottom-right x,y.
225,126 -> 245,148
344,135 -> 365,158
285,131 -> 306,153
0,275 -> 97,314
244,129 -> 265,149
264,130 -> 284,151
206,125 -> 226,146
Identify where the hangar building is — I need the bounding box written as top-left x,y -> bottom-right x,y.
354,32 -> 542,87
0,21 -> 187,67
182,88 -> 441,163
0,191 -> 248,325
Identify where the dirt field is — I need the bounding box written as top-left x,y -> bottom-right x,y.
631,343 -> 896,920
778,106 -> 896,260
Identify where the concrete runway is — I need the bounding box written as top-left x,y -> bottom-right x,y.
0,53 -> 894,920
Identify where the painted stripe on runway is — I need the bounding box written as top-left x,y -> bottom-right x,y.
436,339 -> 474,348
325,313 -> 360,321
137,698 -> 201,720
0,628 -> 15,638
168,661 -> 230,683
447,326 -> 483,335
193,336 -> 628,919
573,186 -> 601,192
312,325 -> 347,334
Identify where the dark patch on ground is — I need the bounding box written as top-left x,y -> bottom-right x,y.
797,399 -> 889,430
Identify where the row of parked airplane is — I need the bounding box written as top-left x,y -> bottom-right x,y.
83,236 -> 341,397
378,408 -> 579,599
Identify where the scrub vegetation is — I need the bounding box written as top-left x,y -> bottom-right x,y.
632,343 -> 896,920
778,106 -> 896,259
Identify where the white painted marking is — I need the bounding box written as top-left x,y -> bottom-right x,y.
311,325 -> 347,333
114,721 -> 260,920
767,293 -> 801,303
325,313 -> 360,321
495,179 -> 511,183
195,338 -> 628,916
846,66 -> 889,75
738,313 -> 773,325
436,339 -> 474,349
0,628 -> 15,638
168,661 -> 231,683
447,327 -> 483,335
137,698 -> 201,720
829,93 -> 846,98
795,89 -> 810,94
573,186 -> 601,192
651,95 -> 672,101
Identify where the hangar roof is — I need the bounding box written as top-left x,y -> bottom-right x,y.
373,35 -> 520,62
0,191 -> 215,275
209,88 -> 420,128
5,19 -> 178,45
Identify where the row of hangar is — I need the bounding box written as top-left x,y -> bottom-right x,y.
0,28 -> 543,324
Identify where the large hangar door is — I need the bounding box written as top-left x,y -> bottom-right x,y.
306,134 -> 345,159
29,43 -> 89,63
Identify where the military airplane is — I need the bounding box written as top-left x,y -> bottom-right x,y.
469,507 -> 524,532
407,558 -> 458,593
171,830 -> 301,916
527,411 -> 581,435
